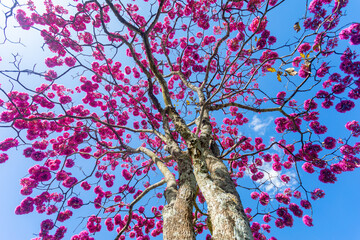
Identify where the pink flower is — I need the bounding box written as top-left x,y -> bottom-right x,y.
259,192 -> 270,206
272,162 -> 282,171
41,219 -> 54,232
300,200 -> 312,209
263,214 -> 271,223
0,153 -> 9,164
298,43 -> 311,53
122,169 -> 132,180
81,181 -> 91,190
268,35 -> 277,45
29,165 -> 51,181
68,197 -> 83,209
323,136 -> 336,149
248,16 -> 268,33
311,188 -> 325,200
138,206 -> 145,213
280,174 -> 290,183
0,138 -> 19,151
62,176 -> 78,188
298,64 -> 310,78
345,120 -> 360,137
269,0 -> 278,6
304,99 -> 318,110
292,56 -> 302,67
302,162 -> 315,173
251,192 -> 260,200
275,218 -> 285,229
335,100 -> 355,113
309,121 -> 327,134
293,191 -> 301,198
316,62 -> 329,77
64,57 -> 76,67
59,95 -> 72,104
289,203 -> 303,217
302,215 -> 313,227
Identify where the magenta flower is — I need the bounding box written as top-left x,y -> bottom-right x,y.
302,215 -> 313,227
263,214 -> 271,223
0,138 -> 19,151
40,219 -> 54,232
280,175 -> 290,183
335,100 -> 355,113
298,43 -> 311,53
300,200 -> 312,209
30,151 -> 46,161
323,136 -> 336,149
311,188 -> 325,200
289,203 -> 303,217
0,153 -> 9,164
62,176 -> 78,188
68,197 -> 84,209
259,192 -> 270,206
251,192 -> 260,200
275,218 -> 285,229
302,162 -> 315,174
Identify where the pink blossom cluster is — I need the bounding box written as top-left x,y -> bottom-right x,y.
274,114 -> 302,133
86,215 -> 102,233
299,143 -> 322,162
29,165 -> 52,182
67,197 -> 83,209
259,192 -> 270,206
304,0 -> 343,31
247,0 -> 269,13
57,210 -> 73,222
346,120 -> 360,137
275,193 -> 290,205
303,215 -> 313,227
335,100 -> 355,113
319,168 -> 337,183
275,207 -> 293,228
289,203 -> 303,218
340,23 -> 360,45
0,138 -> 19,151
323,136 -> 336,149
16,9 -> 33,30
311,188 -> 325,200
15,197 -> 34,215
339,51 -> 360,78
70,230 -> 95,240
0,153 -> 9,164
251,221 -> 272,239
309,121 -> 328,134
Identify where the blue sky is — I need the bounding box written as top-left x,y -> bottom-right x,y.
0,0 -> 360,239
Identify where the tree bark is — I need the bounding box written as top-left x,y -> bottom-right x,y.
192,149 -> 253,240
206,191 -> 253,240
163,156 -> 196,240
163,195 -> 195,240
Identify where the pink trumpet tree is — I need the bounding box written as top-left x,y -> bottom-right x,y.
0,0 -> 359,239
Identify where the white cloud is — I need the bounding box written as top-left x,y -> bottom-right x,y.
249,115 -> 274,135
270,142 -> 282,154
258,162 -> 297,193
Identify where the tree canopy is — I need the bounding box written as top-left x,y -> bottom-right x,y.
0,0 -> 359,239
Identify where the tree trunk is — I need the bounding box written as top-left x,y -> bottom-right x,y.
163,156 -> 196,240
192,149 -> 253,240
163,196 -> 195,240
206,191 -> 253,240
